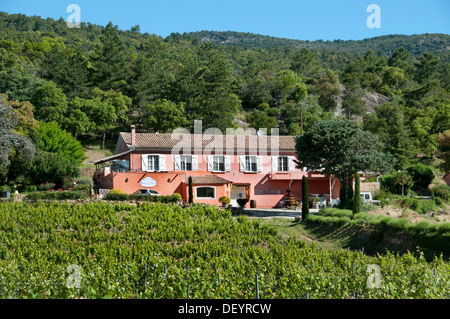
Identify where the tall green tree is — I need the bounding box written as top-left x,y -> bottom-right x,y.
301,176 -> 309,220
37,121 -> 86,166
314,69 -> 341,112
393,170 -> 413,197
363,102 -> 415,168
40,46 -> 91,98
291,48 -> 320,79
31,81 -> 68,125
0,95 -> 35,183
91,21 -> 129,91
295,119 -> 395,204
353,174 -> 361,214
342,82 -> 367,119
146,99 -> 188,133
173,43 -> 241,132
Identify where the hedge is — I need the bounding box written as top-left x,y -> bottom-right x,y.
308,210 -> 450,238
106,193 -> 182,203
26,191 -> 88,200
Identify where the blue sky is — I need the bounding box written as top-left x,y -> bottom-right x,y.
1,0 -> 449,40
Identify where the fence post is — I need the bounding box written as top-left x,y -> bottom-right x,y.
255,274 -> 259,299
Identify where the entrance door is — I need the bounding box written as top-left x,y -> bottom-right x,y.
230,186 -> 246,207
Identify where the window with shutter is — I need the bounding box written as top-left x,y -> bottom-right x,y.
212,155 -> 225,172
180,155 -> 192,171
245,155 -> 257,173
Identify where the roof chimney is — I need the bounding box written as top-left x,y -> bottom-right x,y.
131,125 -> 136,146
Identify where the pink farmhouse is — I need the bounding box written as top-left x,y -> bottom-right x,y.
94,126 -> 340,208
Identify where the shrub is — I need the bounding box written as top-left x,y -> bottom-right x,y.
413,221 -> 431,233
105,192 -> 128,201
380,174 -> 409,195
75,176 -> 94,187
72,184 -> 90,192
352,212 -> 371,221
218,196 -> 230,204
109,188 -> 124,194
171,193 -> 182,202
37,182 -> 55,191
386,218 -> 410,231
24,185 -> 38,193
26,190 -> 88,200
319,208 -> 353,218
406,164 -> 434,193
399,198 -> 421,211
437,222 -> 450,234
306,215 -> 327,224
417,200 -> 438,214
377,216 -> 393,227
431,184 -> 450,203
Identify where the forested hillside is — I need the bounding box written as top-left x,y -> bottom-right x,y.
0,12 -> 449,189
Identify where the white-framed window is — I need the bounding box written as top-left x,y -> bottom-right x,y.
207,155 -> 230,172
213,155 -> 224,172
245,155 -> 257,173
180,155 -> 192,171
278,156 -> 288,172
174,155 -> 198,171
195,186 -> 216,199
148,155 -> 159,171
141,154 -> 166,172
271,156 -> 295,172
239,155 -> 263,173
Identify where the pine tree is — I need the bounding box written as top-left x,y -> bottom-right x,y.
188,177 -> 193,204
353,174 -> 361,215
91,21 -> 129,91
302,176 -> 309,220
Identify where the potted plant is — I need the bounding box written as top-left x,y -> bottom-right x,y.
236,198 -> 249,208
313,197 -> 321,209
218,196 -> 230,208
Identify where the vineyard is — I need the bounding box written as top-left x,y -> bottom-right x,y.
0,201 -> 449,299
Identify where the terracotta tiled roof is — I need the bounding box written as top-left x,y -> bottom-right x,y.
120,132 -> 296,151
183,175 -> 232,185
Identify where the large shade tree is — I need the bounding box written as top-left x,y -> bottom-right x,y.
295,119 -> 395,204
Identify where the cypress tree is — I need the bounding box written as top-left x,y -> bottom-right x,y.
302,176 -> 309,220
353,174 -> 361,215
188,176 -> 193,204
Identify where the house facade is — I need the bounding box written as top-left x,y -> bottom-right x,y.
94,126 -> 340,208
